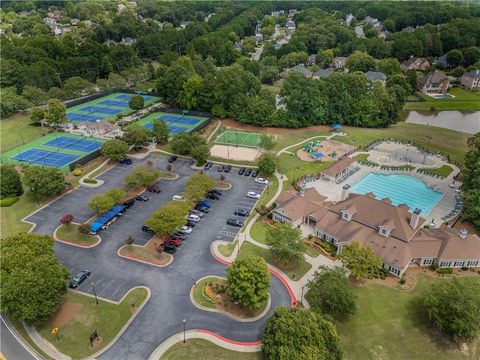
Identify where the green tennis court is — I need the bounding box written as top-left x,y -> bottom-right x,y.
214,130 -> 262,148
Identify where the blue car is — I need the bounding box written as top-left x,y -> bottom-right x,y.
197,199 -> 211,208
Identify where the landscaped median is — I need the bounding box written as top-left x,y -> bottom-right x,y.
35,287 -> 149,360
54,223 -> 100,248
191,276 -> 270,322
118,234 -> 173,267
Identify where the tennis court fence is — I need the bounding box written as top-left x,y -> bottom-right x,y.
65,88 -> 162,109
161,107 -> 213,132
68,149 -> 102,171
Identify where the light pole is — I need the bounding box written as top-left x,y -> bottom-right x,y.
301,285 -> 304,306
32,187 -> 39,206
182,319 -> 186,343
91,282 -> 98,305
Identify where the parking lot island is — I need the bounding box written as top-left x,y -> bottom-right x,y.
118,235 -> 174,267
54,223 -> 101,248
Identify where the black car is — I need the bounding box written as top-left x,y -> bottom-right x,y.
119,158 -> 132,165
217,165 -> 224,172
69,270 -> 90,288
251,169 -> 259,177
206,193 -> 220,200
142,225 -> 156,234
195,205 -> 209,213
186,219 -> 196,227
244,168 -> 252,176
209,189 -> 223,196
170,232 -> 187,241
123,199 -> 135,208
204,161 -> 213,170
226,218 -> 244,227
135,195 -> 149,202
224,165 -> 231,173
168,155 -> 178,163
163,243 -> 176,254
234,208 -> 249,217
238,167 -> 246,175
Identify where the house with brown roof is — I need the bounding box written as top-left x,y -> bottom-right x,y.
421,70 -> 450,95
461,70 -> 480,90
401,57 -> 430,71
320,157 -> 355,182
272,188 -> 480,277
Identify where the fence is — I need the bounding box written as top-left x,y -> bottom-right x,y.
68,149 -> 102,171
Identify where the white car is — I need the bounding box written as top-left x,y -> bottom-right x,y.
179,225 -> 192,234
172,195 -> 183,201
187,214 -> 200,222
255,177 -> 269,185
246,191 -> 261,199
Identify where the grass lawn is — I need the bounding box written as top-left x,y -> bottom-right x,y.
419,164 -> 454,178
250,220 -> 270,245
239,241 -> 311,281
277,152 -> 332,183
0,111 -> 45,153
242,175 -> 279,230
303,242 -> 322,258
218,240 -> 238,257
56,224 -> 98,246
273,133 -> 330,152
37,288 -> 148,360
404,88 -> 480,111
160,339 -> 264,360
335,275 -> 480,360
339,122 -> 470,165
9,317 -> 55,360
192,276 -> 219,309
261,79 -> 284,95
119,242 -> 171,266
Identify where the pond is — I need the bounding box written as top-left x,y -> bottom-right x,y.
405,110 -> 480,134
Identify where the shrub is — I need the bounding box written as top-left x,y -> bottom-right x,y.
437,267 -> 454,275
73,169 -> 82,176
60,213 -> 74,225
0,197 -> 19,207
430,262 -> 439,271
125,235 -> 135,245
83,178 -> 98,184
78,225 -> 90,234
461,266 -> 469,271
399,277 -> 406,285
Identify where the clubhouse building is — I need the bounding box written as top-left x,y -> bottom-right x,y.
272,188 -> 480,277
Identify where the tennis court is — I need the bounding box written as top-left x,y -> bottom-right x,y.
43,136 -> 103,153
138,112 -> 209,136
66,92 -> 160,123
214,130 -> 262,148
11,149 -> 79,167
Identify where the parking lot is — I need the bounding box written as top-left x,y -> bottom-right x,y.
26,155 -> 290,359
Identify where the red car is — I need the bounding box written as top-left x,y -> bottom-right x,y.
164,238 -> 181,247
147,186 -> 161,193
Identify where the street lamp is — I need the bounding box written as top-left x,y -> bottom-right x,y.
182,319 -> 186,343
32,187 -> 39,206
301,285 -> 304,306
91,282 -> 98,305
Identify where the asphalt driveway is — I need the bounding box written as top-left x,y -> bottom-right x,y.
26,156 -> 291,360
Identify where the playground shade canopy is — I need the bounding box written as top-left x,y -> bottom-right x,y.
332,124 -> 343,129
90,205 -> 125,233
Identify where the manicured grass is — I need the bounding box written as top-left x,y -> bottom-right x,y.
8,317 -> 55,360
303,242 -> 321,258
218,240 -> 238,257
119,244 -> 171,266
0,196 -> 19,207
404,88 -> 480,111
37,288 -> 148,360
339,122 -> 470,165
239,241 -> 311,281
0,111 -> 45,153
56,224 -> 98,246
261,78 -> 284,95
335,275 -> 480,360
354,153 -> 379,167
250,220 -> 270,245
419,164 -> 454,178
277,152 -> 332,183
273,133 -> 330,152
193,276 -> 220,309
160,339 -> 264,360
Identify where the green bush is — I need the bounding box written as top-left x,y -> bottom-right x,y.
430,262 -> 439,271
83,178 -> 98,184
437,267 -> 454,275
78,225 -> 90,234
0,197 -> 19,207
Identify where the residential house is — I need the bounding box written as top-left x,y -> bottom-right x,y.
271,10 -> 285,17
312,68 -> 334,80
83,20 -> 95,29
366,71 -> 387,85
275,94 -> 286,110
364,16 -> 384,31
354,25 -> 365,38
461,70 -> 480,90
288,9 -> 298,17
272,188 -> 480,277
179,21 -> 190,29
205,13 -> 215,22
121,37 -> 136,45
255,33 -> 263,44
286,19 -> 296,33
69,121 -> 123,139
401,57 -> 430,71
305,54 -> 317,66
421,70 -> 450,95
401,26 -> 415,33
43,17 -> 57,27
435,55 -> 448,69
70,18 -> 80,26
345,13 -> 354,25
292,64 -> 312,78
319,158 -> 355,182
333,57 -> 347,69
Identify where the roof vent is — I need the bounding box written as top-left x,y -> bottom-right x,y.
459,228 -> 468,239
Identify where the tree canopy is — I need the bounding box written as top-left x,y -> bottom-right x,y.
123,124 -> 150,149
101,139 -> 129,161
146,200 -> 191,235
462,132 -> 480,230
23,166 -> 65,199
267,223 -> 305,264
184,172 -> 215,202
338,242 -> 383,280
0,165 -> 23,198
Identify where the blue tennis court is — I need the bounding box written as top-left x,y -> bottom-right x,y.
98,100 -> 130,108
67,113 -> 106,122
143,123 -> 188,135
43,136 -> 102,153
159,114 -> 201,126
116,94 -> 154,102
11,148 -> 79,167
79,106 -> 123,115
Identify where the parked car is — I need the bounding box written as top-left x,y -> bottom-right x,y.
217,165 -> 224,172
226,219 -> 244,227
123,199 -> 135,209
244,168 -> 252,176
246,191 -> 260,199
238,167 -> 246,175
170,232 -> 187,241
168,156 -> 178,163
251,169 -> 258,177
204,161 -> 213,170
172,195 -> 183,201
179,225 -> 192,234
186,219 -> 196,227
69,270 -> 90,288
234,208 -> 249,217
147,185 -> 161,193
163,243 -> 176,254
119,158 -> 132,165
224,165 -> 231,173
164,238 -> 182,247
197,199 -> 211,208
190,209 -> 205,217
255,177 -> 269,185
135,195 -> 149,202
175,228 -> 188,236
195,205 -> 209,213
142,225 -> 156,234
187,214 -> 201,222
206,193 -> 220,200
209,189 -> 223,196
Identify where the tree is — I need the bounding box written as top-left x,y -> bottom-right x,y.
378,58 -> 401,76
60,213 -> 74,225
307,266 -> 357,319
63,77 -> 94,99
191,145 -> 210,166
124,164 -> 160,189
101,139 -> 129,161
226,255 -> 270,309
346,51 -> 376,72
88,194 -> 115,215
129,94 -> 145,110
105,188 -> 125,204
0,232 -> 70,324
151,119 -> 170,144
259,134 -> 276,151
23,166 -> 64,199
267,224 -> 305,265
462,132 -> 480,230
257,153 -> 276,175
22,85 -> 47,105
123,124 -> 150,149
0,165 -> 23,198
446,49 -> 464,68
184,172 -> 215,202
30,107 -> 45,125
146,200 -> 191,236
179,75 -> 203,109
166,164 -> 172,173
125,235 -> 135,245
46,98 -> 67,126
423,278 -> 480,342
262,307 -> 342,360
462,47 -> 480,67
259,66 -> 279,84
338,242 -> 383,280
170,132 -> 207,155
0,87 -> 31,118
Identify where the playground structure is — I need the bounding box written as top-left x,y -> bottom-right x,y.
297,140 -> 354,162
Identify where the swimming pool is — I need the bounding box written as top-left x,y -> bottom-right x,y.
350,173 -> 443,215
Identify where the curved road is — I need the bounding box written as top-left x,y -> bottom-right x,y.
1,316 -> 38,360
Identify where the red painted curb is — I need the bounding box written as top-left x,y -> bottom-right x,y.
196,329 -> 262,346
